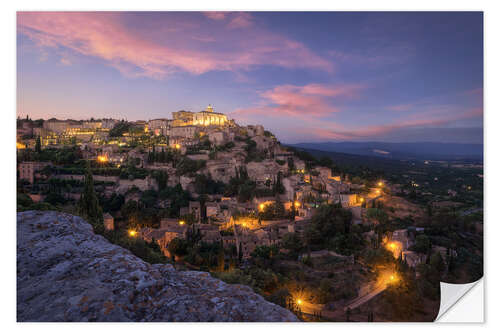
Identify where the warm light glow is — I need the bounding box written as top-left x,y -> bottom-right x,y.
297,299 -> 302,305
386,273 -> 399,284
389,243 -> 396,249
16,142 -> 26,149
376,189 -> 381,194
360,197 -> 364,202
377,270 -> 400,286
259,203 -> 265,211
128,230 -> 137,237
294,201 -> 301,208
97,155 -> 108,163
378,181 -> 383,187
179,221 -> 185,225
175,143 -> 181,149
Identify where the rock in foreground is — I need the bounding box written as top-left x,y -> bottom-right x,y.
17,211 -> 298,322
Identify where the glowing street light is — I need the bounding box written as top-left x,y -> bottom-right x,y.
386,272 -> 399,285
179,220 -> 185,225
296,299 -> 302,305
294,201 -> 301,208
259,203 -> 265,212
175,143 -> 181,149
128,230 -> 137,237
97,155 -> 108,163
360,197 -> 365,203
378,181 -> 383,187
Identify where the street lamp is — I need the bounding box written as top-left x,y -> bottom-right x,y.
97,155 -> 108,163
128,230 -> 137,237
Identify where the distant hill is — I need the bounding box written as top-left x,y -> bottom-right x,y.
288,142 -> 483,161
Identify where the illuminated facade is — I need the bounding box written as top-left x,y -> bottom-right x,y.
193,105 -> 228,126
171,105 -> 228,127
172,110 -> 194,127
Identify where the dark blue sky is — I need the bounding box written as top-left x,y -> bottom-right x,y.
17,11 -> 483,143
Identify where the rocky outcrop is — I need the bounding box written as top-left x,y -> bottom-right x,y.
17,211 -> 298,322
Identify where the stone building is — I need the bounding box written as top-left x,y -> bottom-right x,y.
148,118 -> 170,136
193,105 -> 228,127
339,193 -> 358,207
170,126 -> 198,139
171,105 -> 228,128
43,119 -> 70,134
18,162 -> 51,184
171,110 -> 194,127
208,131 -> 228,145
206,202 -> 220,218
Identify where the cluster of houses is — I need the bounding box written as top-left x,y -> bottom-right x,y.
380,227 -> 457,273
18,105 -> 386,260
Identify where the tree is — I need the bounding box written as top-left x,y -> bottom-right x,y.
78,162 -> 104,233
412,234 -> 431,254
251,245 -> 279,260
366,207 -> 388,225
238,242 -> 243,263
109,121 -> 131,137
281,232 -> 303,256
305,204 -> 352,249
287,157 -> 295,171
273,171 -> 285,194
217,241 -> 225,272
167,238 -> 189,257
430,251 -> 446,274
35,136 -> 42,153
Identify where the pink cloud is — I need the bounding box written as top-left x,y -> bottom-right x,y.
203,12 -> 228,20
18,12 -> 333,79
227,12 -> 253,29
305,107 -> 483,141
231,83 -> 364,119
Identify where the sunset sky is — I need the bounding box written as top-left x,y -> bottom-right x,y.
17,11 -> 483,143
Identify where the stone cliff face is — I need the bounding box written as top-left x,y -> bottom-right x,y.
17,211 -> 298,322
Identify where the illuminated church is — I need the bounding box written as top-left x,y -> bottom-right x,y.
172,105 -> 228,127
193,104 -> 228,126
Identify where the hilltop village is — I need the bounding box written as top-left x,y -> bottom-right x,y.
16,106 -> 483,321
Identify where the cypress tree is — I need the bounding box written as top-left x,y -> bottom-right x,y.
35,136 -> 42,153
217,240 -> 225,272
238,242 -> 243,263
78,161 -> 104,233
